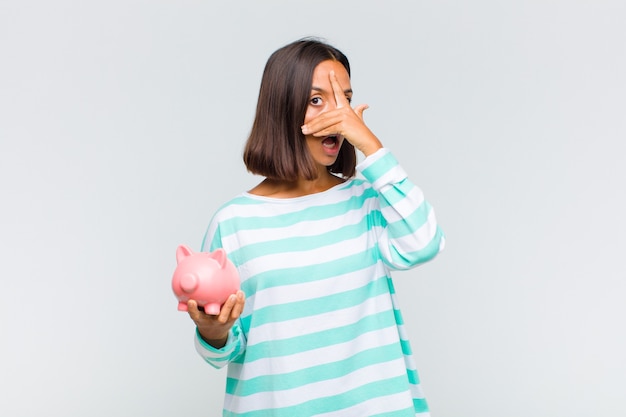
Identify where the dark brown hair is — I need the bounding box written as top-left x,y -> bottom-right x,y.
243,38 -> 356,180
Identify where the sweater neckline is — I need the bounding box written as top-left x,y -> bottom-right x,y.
241,180 -> 353,203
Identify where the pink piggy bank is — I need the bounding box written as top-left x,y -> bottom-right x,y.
171,244 -> 240,315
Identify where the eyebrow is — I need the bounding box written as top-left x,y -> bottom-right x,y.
311,86 -> 353,95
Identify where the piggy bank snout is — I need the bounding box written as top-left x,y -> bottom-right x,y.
172,245 -> 240,313
179,272 -> 199,293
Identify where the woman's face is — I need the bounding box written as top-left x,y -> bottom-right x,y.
303,60 -> 353,170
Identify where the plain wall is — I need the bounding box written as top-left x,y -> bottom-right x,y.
1,0 -> 625,416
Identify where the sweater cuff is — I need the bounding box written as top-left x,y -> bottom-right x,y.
195,327 -> 236,354
357,148 -> 408,190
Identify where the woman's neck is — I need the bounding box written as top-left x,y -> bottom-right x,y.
249,170 -> 345,198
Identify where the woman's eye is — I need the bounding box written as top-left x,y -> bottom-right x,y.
310,97 -> 322,105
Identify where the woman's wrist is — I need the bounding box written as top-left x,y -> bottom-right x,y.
354,133 -> 383,157
198,328 -> 229,349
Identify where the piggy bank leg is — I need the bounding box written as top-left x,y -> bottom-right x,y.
204,303 -> 221,315
178,301 -> 189,312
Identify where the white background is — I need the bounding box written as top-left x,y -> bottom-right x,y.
1,1 -> 625,416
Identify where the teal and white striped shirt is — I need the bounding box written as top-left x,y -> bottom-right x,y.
196,148 -> 445,416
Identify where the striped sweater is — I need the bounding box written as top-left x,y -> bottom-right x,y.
196,148 -> 445,417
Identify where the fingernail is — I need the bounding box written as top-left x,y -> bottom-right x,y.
301,125 -> 308,134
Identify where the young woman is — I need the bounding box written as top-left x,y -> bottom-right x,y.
186,38 -> 445,417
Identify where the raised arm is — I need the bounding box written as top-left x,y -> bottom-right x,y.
360,149 -> 445,270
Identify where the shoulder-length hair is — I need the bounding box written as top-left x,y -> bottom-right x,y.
243,38 -> 357,180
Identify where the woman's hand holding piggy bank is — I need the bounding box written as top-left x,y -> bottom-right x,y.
171,245 -> 240,315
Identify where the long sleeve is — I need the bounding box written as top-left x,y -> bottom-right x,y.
193,221 -> 247,368
357,148 -> 445,270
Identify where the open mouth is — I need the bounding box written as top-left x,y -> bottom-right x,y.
322,135 -> 339,148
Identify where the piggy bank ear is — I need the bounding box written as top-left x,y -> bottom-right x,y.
211,248 -> 228,269
176,245 -> 194,263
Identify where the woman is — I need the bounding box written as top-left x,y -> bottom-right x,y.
186,38 -> 445,417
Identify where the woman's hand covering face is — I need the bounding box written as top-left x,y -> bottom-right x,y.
302,70 -> 382,157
